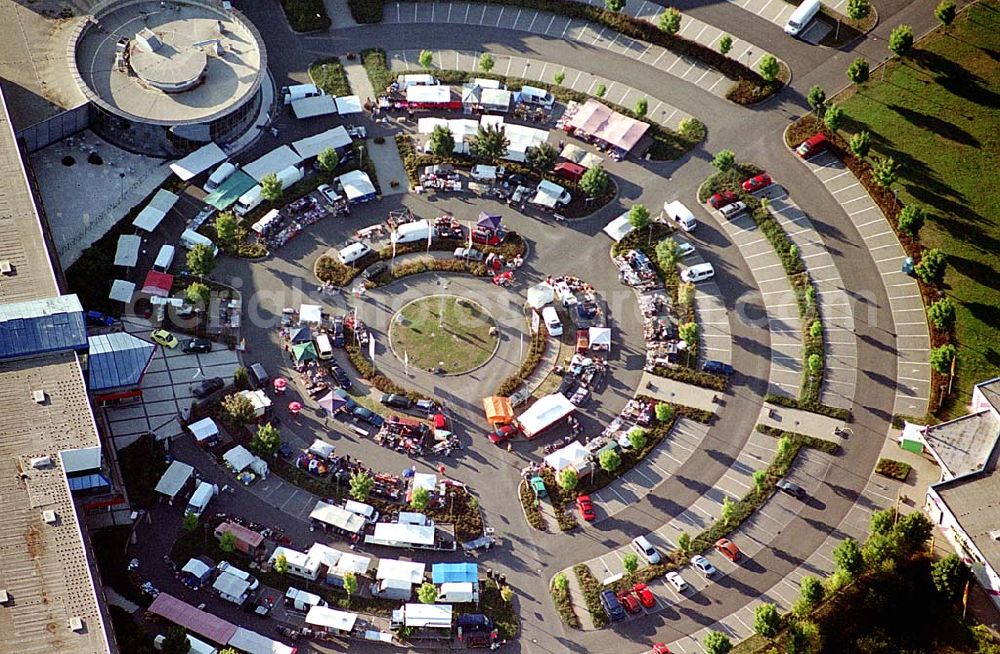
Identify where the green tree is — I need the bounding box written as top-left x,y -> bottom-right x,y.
219,531 -> 237,554
928,298 -> 956,330
930,344 -> 957,374
418,49 -> 434,70
317,147 -> 340,173
628,427 -> 648,450
219,649 -> 238,654
796,576 -> 825,615
161,626 -> 191,654
214,212 -> 237,246
897,204 -> 926,236
833,538 -> 864,577
605,0 -> 626,11
677,531 -> 692,554
704,631 -> 733,654
752,469 -> 766,491
417,582 -> 438,604
349,470 -> 374,501
777,435 -> 793,458
824,103 -> 845,132
849,130 -> 871,158
623,552 -> 639,574
343,572 -> 358,603
915,248 -> 947,284
525,142 -> 558,172
579,166 -> 610,198
185,282 -> 211,308
758,54 -> 779,82
595,83 -> 607,98
847,58 -> 870,85
719,34 -> 733,55
721,496 -> 737,523
411,486 -> 431,511
553,70 -> 566,85
679,117 -> 705,141
935,0 -> 956,28
931,553 -> 969,601
872,156 -> 898,188
863,532 -> 896,568
655,402 -> 674,422
870,508 -> 896,536
221,392 -> 255,426
806,285 -> 817,305
500,585 -> 514,602
810,320 -> 822,339
754,603 -> 780,639
634,97 -> 648,118
628,203 -> 651,230
553,572 -> 569,592
656,238 -> 679,270
470,124 -> 510,161
599,449 -> 621,473
274,552 -> 288,574
788,620 -> 820,654
260,172 -> 283,202
186,243 -> 216,278
479,53 -> 495,73
847,0 -> 871,20
679,321 -> 699,346
429,125 -> 456,157
712,149 -> 736,172
558,467 -> 579,491
807,85 -> 826,117
895,511 -> 933,552
889,25 -> 914,57
233,365 -> 249,389
807,353 -> 823,376
182,511 -> 198,531
658,8 -> 681,35
250,422 -> 281,458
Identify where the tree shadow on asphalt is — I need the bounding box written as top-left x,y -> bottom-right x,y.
863,369 -> 897,388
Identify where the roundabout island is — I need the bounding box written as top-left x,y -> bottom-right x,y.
388,295 -> 499,374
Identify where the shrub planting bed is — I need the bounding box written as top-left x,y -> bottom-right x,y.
573,564 -> 609,629
519,479 -> 547,530
309,57 -> 352,96
875,457 -> 912,481
280,0 -> 331,31
550,575 -> 581,628
540,466 -> 579,532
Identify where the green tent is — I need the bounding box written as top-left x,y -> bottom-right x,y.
292,341 -> 317,363
204,170 -> 257,210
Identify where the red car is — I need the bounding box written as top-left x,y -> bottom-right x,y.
742,173 -> 772,193
715,538 -> 743,562
633,582 -> 655,608
488,424 -> 518,445
652,644 -> 672,654
576,494 -> 596,522
617,591 -> 641,613
708,190 -> 738,209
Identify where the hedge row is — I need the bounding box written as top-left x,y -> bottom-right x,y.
309,57 -> 352,96
280,0 -> 331,31
541,466 -> 579,532
755,423 -> 841,455
765,393 -> 852,421
649,364 -> 727,391
550,576 -> 581,628
496,320 -> 548,397
519,479 -> 547,531
343,326 -> 434,402
875,457 -> 912,481
573,564 -> 609,629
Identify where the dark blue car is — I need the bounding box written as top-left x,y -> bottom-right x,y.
600,589 -> 626,622
703,360 -> 735,375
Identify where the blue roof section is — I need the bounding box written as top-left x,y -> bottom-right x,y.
431,562 -> 479,584
0,295 -> 87,360
87,332 -> 156,391
68,473 -> 111,492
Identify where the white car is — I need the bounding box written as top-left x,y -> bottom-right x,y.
317,183 -> 341,204
666,571 -> 689,593
675,240 -> 696,257
691,555 -> 717,577
681,263 -> 715,283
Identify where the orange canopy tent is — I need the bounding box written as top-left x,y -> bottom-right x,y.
482,396 -> 514,425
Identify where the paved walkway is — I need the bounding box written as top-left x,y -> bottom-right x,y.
640,372 -> 718,413
799,152 -> 931,418
342,61 -> 410,196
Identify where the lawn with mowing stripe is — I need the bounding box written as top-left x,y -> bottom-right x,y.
838,0 -> 1000,416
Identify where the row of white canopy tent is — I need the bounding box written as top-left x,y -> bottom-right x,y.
169,142 -> 227,181
242,145 -> 303,182
109,279 -> 136,303
292,126 -> 352,160
132,188 -> 180,232
114,234 -> 141,267
291,94 -> 364,119
310,500 -> 366,534
376,558 -> 426,584
305,605 -> 359,634
416,115 -> 549,161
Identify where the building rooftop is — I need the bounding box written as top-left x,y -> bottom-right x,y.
935,442 -> 1000,578
977,377 -> 1000,416
924,410 -> 1000,480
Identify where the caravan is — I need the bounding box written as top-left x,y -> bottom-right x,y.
337,242 -> 373,265
186,481 -> 218,517
152,244 -> 175,272
518,86 -> 554,109
282,84 -> 324,105
784,0 -> 821,36
234,184 -> 263,216
180,229 -> 219,256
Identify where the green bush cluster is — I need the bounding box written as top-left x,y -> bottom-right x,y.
519,479 -> 547,531
874,457 -> 912,481
309,57 -> 352,96
573,564 -> 610,629
550,574 -> 581,628
347,0 -> 384,22
280,0 -> 331,31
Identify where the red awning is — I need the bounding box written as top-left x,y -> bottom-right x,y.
141,270 -> 174,298
554,162 -> 586,182
432,414 -> 447,429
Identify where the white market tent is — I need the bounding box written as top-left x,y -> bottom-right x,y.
560,143 -> 604,169
308,439 -> 335,459
543,440 -> 590,472
417,117 -> 449,134
292,126 -> 352,160
371,523 -> 435,546
213,572 -> 251,598
589,326 -> 612,348
229,627 -> 297,654
299,303 -> 323,324
181,558 -> 212,580
398,73 -> 437,88
448,119 -> 480,141
526,282 -> 554,309
602,212 -> 634,242
188,417 -> 219,444
306,542 -> 342,569
334,552 -> 372,575
407,85 -> 452,104
154,460 -> 194,499
463,87 -> 511,112
376,559 -> 426,584
310,501 -> 366,534
531,179 -> 567,209
109,279 -> 136,303
412,472 -> 437,492
243,145 -> 303,182
223,445 -> 254,473
169,142 -> 227,181
292,94 -> 339,119
517,393 -> 576,438
335,95 -> 363,115
114,234 -> 141,267
337,170 -> 376,202
504,123 -> 549,162
305,606 -> 359,633
132,189 -> 179,232
480,115 -> 504,130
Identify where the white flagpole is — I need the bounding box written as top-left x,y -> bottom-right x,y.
520,331 -> 523,361
468,221 -> 473,249
426,223 -> 433,253
404,350 -> 409,375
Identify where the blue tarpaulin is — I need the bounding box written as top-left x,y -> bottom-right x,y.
432,562 -> 479,584
87,332 -> 155,391
0,295 -> 87,361
68,473 -> 111,492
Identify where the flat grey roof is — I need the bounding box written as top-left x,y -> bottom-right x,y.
925,410 -> 1000,479
935,441 -> 1000,575
978,377 -> 1000,416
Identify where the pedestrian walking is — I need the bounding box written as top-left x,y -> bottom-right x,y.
506,442 -> 512,453
438,464 -> 446,476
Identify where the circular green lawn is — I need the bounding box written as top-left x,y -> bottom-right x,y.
388,295 -> 499,374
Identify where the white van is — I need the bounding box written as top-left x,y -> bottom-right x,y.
155,633 -> 218,654
393,219 -> 432,244
276,164 -> 304,190
398,73 -> 439,88
631,535 -> 662,564
519,85 -> 554,109
337,242 -> 373,265
343,499 -> 380,524
784,0 -> 821,36
282,83 -> 323,105
398,511 -> 432,526
541,306 -> 563,337
681,262 -> 716,283
315,333 -> 333,360
153,244 -> 176,272
663,200 -> 697,232
204,161 -> 237,192
180,229 -> 219,256
436,582 -> 479,603
234,185 -> 263,216
285,586 -> 327,611
186,481 -> 217,518
217,561 -> 259,591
